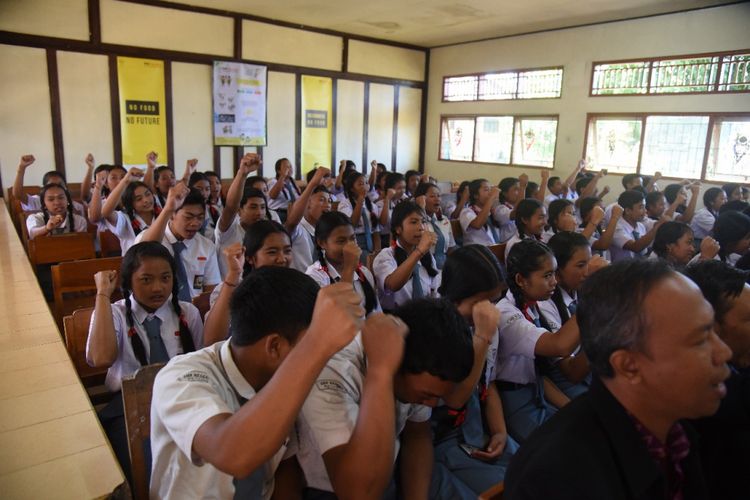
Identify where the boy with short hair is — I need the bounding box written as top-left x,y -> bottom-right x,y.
150,267 -> 364,499
299,298 -> 475,499
609,190 -> 666,262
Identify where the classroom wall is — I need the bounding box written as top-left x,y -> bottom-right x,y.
0,0 -> 426,193
424,4 -> 750,201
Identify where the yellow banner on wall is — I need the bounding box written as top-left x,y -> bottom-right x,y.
117,57 -> 168,165
300,75 -> 332,175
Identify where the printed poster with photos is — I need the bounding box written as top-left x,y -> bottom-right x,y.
213,61 -> 267,146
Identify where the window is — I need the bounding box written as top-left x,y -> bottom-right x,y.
706,118 -> 750,183
442,67 -> 563,101
591,50 -> 750,96
583,113 -> 750,182
439,115 -> 558,168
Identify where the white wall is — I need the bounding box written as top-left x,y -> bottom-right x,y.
424,4 -> 750,200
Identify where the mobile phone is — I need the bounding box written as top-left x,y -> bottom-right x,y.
459,443 -> 480,456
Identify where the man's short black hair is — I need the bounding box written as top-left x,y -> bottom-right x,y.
547,176 -> 561,189
230,267 -> 320,346
394,298 -> 474,383
622,173 -> 642,189
578,259 -> 674,378
684,260 -> 750,324
177,188 -> 207,212
618,190 -> 645,211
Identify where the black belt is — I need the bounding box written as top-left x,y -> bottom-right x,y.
496,380 -> 533,391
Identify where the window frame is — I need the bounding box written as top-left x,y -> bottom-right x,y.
442,66 -> 564,103
438,114 -> 560,169
589,49 -> 750,97
581,112 -> 750,182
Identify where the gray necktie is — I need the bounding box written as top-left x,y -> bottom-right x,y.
143,315 -> 169,364
172,241 -> 192,301
411,261 -> 425,299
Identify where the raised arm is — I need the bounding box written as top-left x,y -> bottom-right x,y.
80,153 -> 95,204
202,244 -> 243,346
563,160 -> 585,196
100,167 -> 144,224
534,315 -> 580,358
592,204 -> 622,251
29,213 -> 64,239
12,155 -> 35,201
644,171 -> 662,193
268,162 -> 291,200
144,151 -> 158,192
334,159 -> 347,191
322,313 -> 407,500
442,301 -> 499,408
469,186 -> 499,229
580,205 -> 605,239
535,170 -> 549,202
86,270 -> 119,367
378,189 -> 395,226
191,284 -> 364,478
623,215 -> 667,253
87,177 -> 105,223
368,160 -> 378,190
181,158 -> 198,184
677,182 -> 701,223
285,167 -> 330,231
383,232 -> 437,292
139,182 -> 190,242
218,153 -> 260,233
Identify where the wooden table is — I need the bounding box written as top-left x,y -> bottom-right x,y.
0,202 -> 126,499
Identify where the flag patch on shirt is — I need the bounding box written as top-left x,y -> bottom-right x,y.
197,256 -> 207,261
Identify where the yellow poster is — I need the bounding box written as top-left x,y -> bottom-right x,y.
117,57 -> 168,165
300,75 -> 332,175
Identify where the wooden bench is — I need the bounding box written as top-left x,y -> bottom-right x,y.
488,243 -> 507,266
122,363 -> 166,500
52,256 -> 123,329
24,222 -> 97,269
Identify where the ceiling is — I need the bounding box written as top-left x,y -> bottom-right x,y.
168,0 -> 736,47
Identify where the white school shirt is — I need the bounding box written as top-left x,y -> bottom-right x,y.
691,207 -> 717,240
459,206 -> 496,246
338,197 -> 379,235
610,217 -> 648,262
538,288 -> 576,333
135,223 -> 220,298
492,203 -> 519,244
492,294 -> 548,385
602,202 -> 617,228
375,196 -> 406,236
291,217 -> 317,273
22,194 -> 85,216
372,245 -> 441,311
504,233 -> 528,261
150,340 -> 296,500
426,213 -> 456,254
299,334 -> 431,492
305,261 -> 381,315
86,297 -> 203,393
267,178 -> 299,211
105,211 -> 151,255
25,212 -> 88,239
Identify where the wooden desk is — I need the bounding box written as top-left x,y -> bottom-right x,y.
0,202 -> 125,499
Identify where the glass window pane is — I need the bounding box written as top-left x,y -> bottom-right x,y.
718,54 -> 750,92
440,118 -> 475,161
585,118 -> 642,173
650,58 -> 718,94
640,116 -> 709,179
474,116 -> 514,163
443,76 -> 478,101
517,69 -> 563,98
512,118 -> 557,168
706,119 -> 750,183
591,62 -> 650,95
478,73 -> 517,100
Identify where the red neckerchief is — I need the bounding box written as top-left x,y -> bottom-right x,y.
628,413 -> 691,500
208,202 -> 219,222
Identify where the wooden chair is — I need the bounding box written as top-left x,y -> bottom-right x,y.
122,363 -> 166,500
52,256 -> 123,329
99,229 -> 123,257
192,290 -> 212,321
488,243 -> 507,266
62,307 -> 110,406
479,481 -> 504,500
26,227 -> 96,268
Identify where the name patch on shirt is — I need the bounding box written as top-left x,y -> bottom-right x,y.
316,379 -> 355,399
177,370 -> 211,384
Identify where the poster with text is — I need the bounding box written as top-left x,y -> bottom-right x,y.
213,61 -> 267,146
300,75 -> 332,176
117,57 -> 168,165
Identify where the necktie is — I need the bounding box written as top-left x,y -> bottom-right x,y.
283,180 -> 295,201
489,223 -> 500,244
411,261 -> 425,299
431,217 -> 447,269
361,207 -> 373,252
143,315 -> 169,363
567,300 -> 577,316
172,241 -> 192,301
632,230 -> 643,256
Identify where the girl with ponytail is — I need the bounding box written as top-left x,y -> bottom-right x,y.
86,241 -> 203,480
494,239 -> 581,443
372,200 -> 440,311
306,211 -> 380,316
